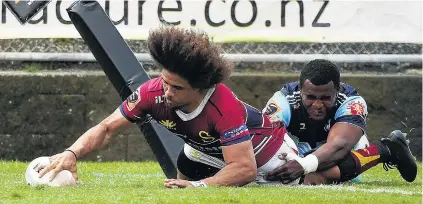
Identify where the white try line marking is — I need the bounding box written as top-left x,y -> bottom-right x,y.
59,172 -> 422,195
256,181 -> 420,195
292,184 -> 419,195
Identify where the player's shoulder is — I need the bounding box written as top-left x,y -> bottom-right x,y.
143,77 -> 164,92
208,83 -> 244,114
335,95 -> 368,119
335,82 -> 364,108
278,81 -> 301,110
339,82 -> 359,97
134,77 -> 164,104
281,81 -> 300,96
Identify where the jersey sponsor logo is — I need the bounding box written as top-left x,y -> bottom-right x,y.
264,102 -> 279,116
159,120 -> 176,130
347,101 -> 365,115
223,124 -> 248,140
198,131 -> 216,143
126,89 -> 140,111
155,95 -> 165,104
300,123 -> 306,130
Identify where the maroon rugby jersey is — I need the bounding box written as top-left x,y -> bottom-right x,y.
120,77 -> 287,167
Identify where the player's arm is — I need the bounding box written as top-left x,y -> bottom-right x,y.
312,96 -> 367,170
68,85 -> 147,158
40,86 -> 147,181
66,108 -> 132,158
165,136 -> 257,188
39,108 -> 132,181
311,123 -> 362,170
202,139 -> 257,186
68,84 -> 148,157
292,96 -> 368,174
203,107 -> 258,187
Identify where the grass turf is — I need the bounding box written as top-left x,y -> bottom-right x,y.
1,161 -> 421,204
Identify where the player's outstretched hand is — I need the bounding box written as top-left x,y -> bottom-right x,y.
265,153 -> 304,183
164,179 -> 194,188
39,151 -> 78,183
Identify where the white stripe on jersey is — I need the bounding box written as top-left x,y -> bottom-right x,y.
254,136 -> 269,151
254,136 -> 272,155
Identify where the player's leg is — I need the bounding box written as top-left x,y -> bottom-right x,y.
302,167 -> 339,185
349,135 -> 370,182
302,135 -> 369,185
306,131 -> 416,183
336,130 -> 417,182
304,135 -> 371,184
176,144 -> 223,180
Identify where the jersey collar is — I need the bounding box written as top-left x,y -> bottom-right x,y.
175,86 -> 216,121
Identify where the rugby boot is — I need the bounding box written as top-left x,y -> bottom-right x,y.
380,130 -> 417,182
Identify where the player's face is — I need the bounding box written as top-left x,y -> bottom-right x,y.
300,80 -> 337,120
161,69 -> 200,111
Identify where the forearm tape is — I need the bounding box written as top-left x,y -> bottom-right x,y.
294,154 -> 319,174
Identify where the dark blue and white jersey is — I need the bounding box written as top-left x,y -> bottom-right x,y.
263,81 -> 368,156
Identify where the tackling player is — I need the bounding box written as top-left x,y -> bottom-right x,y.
263,59 -> 417,184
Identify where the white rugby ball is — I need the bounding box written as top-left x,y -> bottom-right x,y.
25,156 -> 77,187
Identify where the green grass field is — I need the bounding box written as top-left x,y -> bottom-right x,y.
1,161 -> 421,204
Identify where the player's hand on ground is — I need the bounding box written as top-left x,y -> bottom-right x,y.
38,151 -> 78,183
265,153 -> 304,183
164,179 -> 194,188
